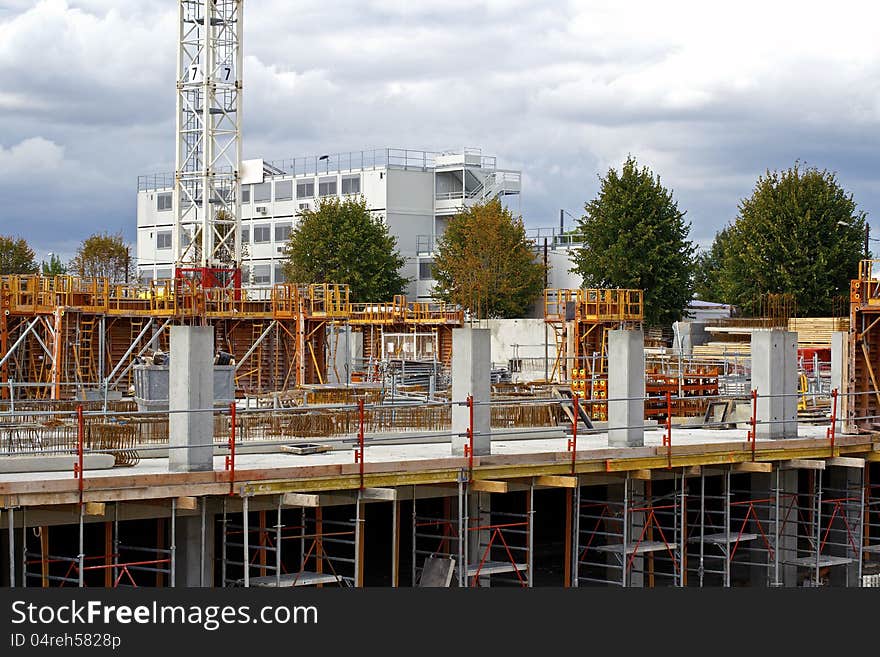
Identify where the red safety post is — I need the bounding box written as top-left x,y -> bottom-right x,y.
747,389 -> 758,461
663,391 -> 672,469
567,394 -> 579,475
463,395 -> 474,480
225,402 -> 237,496
354,398 -> 365,490
74,405 -> 85,501
827,388 -> 838,453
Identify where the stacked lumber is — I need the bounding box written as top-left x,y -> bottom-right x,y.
787,317 -> 849,346
692,342 -> 751,359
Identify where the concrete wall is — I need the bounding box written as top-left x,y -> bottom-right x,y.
486,318 -> 556,382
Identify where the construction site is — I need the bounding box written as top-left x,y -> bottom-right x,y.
2,0 -> 880,589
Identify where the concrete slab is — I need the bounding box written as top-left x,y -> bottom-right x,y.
0,454 -> 114,474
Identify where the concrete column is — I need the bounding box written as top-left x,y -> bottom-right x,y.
607,329 -> 644,448
751,329 -> 797,439
169,326 -> 214,472
748,472 -> 773,587
774,468 -> 799,586
827,465 -> 862,587
451,328 -> 491,456
467,492 -> 491,586
831,331 -> 848,434
175,505 -> 215,587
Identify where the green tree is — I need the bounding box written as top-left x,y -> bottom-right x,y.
713,163 -> 865,316
571,156 -> 696,327
0,235 -> 38,275
693,226 -> 732,302
41,253 -> 68,276
281,197 -> 408,302
70,232 -> 134,284
432,199 -> 545,319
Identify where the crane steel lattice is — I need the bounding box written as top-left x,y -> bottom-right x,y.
175,0 -> 243,284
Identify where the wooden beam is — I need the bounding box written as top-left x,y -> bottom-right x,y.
281,492 -> 320,507
629,469 -> 653,481
176,496 -> 198,510
780,459 -> 825,470
534,475 -> 578,488
732,462 -> 773,473
84,502 -> 105,516
470,480 -> 508,494
361,487 -> 397,501
826,456 -> 865,469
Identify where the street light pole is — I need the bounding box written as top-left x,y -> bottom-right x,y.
865,222 -> 870,259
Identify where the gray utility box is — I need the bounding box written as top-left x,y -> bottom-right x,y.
133,364 -> 235,412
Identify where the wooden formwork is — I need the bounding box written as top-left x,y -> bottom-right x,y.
0,276 -> 462,400
849,260 -> 880,431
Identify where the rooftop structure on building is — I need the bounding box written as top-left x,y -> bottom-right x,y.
137,147 -> 521,301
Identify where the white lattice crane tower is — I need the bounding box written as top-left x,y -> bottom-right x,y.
173,0 -> 243,285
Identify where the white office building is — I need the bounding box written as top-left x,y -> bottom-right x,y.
136,147 -> 521,301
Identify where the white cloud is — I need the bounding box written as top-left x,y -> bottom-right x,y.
0,137 -> 64,177
0,0 -> 878,253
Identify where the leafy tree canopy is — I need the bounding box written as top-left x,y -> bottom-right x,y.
281,196 -> 408,302
702,163 -> 865,316
693,226 -> 732,303
571,156 -> 696,326
70,232 -> 134,284
41,253 -> 67,277
0,235 -> 38,275
432,199 -> 545,319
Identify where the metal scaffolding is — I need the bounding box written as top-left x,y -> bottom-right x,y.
220,496 -> 358,587
412,480 -> 533,587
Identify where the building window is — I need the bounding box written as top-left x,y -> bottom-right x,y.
341,174 -> 360,195
253,182 -> 271,203
242,186 -> 250,203
297,179 -> 315,199
253,224 -> 271,243
156,231 -> 172,250
275,180 -> 293,201
157,192 -> 172,211
274,263 -> 286,284
275,222 -> 292,242
155,268 -> 173,280
419,260 -> 434,280
241,227 -> 249,244
252,264 -> 271,285
318,176 -> 337,197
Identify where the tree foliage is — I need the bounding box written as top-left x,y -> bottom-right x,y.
700,163 -> 865,316
432,199 -> 545,319
571,156 -> 696,327
693,226 -> 732,302
0,235 -> 38,275
70,232 -> 134,284
281,196 -> 408,302
41,253 -> 67,277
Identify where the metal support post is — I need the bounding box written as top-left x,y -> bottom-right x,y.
527,482 -> 535,588
78,503 -> 84,588
7,507 -> 14,588
571,485 -> 580,587
724,470 -> 731,587
199,499 -> 206,587
622,475 -> 629,588
275,496 -> 282,588
221,497 -> 227,588
170,498 -> 177,587
773,468 -> 781,587
243,496 -> 249,588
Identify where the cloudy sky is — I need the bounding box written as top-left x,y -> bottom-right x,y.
1,0 -> 879,262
